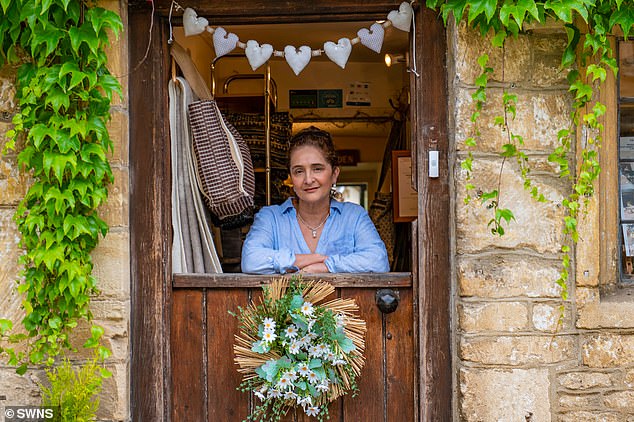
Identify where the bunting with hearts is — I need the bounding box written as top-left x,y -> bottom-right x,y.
181,1 -> 414,75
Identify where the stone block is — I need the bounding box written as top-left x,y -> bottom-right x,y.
583,334 -> 634,368
577,301 -> 634,329
530,35 -> 570,87
558,393 -> 601,410
557,411 -> 621,422
458,255 -> 563,298
0,73 -> 17,113
454,89 -> 571,153
106,109 -> 129,166
458,301 -> 528,332
0,209 -> 25,323
460,367 -> 550,421
0,368 -> 46,407
91,230 -> 130,299
533,303 -> 568,332
625,369 -> 634,388
99,167 -> 129,229
460,335 -> 576,365
98,0 -> 128,109
604,390 -> 634,410
96,361 -> 129,421
575,287 -> 599,307
455,158 -> 566,254
0,155 -> 32,206
558,371 -> 614,390
452,21 -> 530,85
67,311 -> 128,363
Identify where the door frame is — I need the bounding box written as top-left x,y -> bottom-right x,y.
128,1 -> 451,420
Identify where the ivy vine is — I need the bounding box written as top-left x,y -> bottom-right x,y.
427,0 -> 632,301
0,0 -> 122,369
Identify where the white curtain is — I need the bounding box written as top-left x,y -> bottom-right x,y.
169,77 -> 223,273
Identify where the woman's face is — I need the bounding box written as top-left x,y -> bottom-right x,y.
290,145 -> 340,206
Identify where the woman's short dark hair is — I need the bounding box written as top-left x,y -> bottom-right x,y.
289,126 -> 338,169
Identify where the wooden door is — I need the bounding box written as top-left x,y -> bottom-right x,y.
170,274 -> 414,422
128,1 -> 450,421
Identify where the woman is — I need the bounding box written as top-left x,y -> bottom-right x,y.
241,126 -> 389,274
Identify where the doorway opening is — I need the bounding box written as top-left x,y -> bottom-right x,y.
171,20 -> 412,273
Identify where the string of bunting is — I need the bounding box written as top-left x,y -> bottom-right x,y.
179,2 -> 414,75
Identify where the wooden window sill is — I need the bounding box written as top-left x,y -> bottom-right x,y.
172,272 -> 412,288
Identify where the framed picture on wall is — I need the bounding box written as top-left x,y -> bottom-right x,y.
391,150 -> 418,222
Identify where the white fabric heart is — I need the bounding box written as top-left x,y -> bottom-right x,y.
324,38 -> 352,69
357,23 -> 385,54
388,2 -> 413,32
245,40 -> 273,71
213,27 -> 239,58
183,8 -> 209,37
284,45 -> 312,76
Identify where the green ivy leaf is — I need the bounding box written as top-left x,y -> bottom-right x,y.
609,6 -> 634,39
42,151 -> 77,184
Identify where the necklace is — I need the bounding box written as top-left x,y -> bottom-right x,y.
297,210 -> 330,238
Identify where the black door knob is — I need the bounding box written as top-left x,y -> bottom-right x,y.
376,289 -> 399,314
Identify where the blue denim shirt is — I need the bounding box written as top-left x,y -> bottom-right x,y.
241,198 -> 390,274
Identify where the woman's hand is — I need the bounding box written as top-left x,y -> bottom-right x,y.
300,262 -> 330,273
294,253 -> 327,270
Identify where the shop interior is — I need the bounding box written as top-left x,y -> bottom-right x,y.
171,19 -> 412,273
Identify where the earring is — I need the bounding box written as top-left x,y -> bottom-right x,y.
330,184 -> 344,202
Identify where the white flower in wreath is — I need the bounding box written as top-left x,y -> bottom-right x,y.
336,313 -> 345,329
333,357 -> 347,365
307,318 -> 316,332
262,317 -> 276,332
315,343 -> 329,356
324,350 -> 336,361
285,324 -> 299,339
268,388 -> 282,398
283,370 -> 298,382
301,302 -> 314,317
288,341 -> 301,354
306,371 -> 320,384
308,345 -> 323,358
284,391 -> 298,401
305,406 -> 320,417
316,380 -> 330,392
297,395 -> 313,407
262,331 -> 277,343
297,363 -> 311,376
276,375 -> 293,390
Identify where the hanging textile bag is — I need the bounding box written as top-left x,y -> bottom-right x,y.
188,99 -> 256,228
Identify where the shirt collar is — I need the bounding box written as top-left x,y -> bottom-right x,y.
281,197 -> 343,215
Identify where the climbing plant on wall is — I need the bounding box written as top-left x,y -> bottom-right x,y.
426,0 -> 632,302
0,0 -> 121,370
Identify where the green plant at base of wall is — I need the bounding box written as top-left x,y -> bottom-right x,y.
428,0 -> 632,300
39,350 -> 112,421
0,0 -> 121,369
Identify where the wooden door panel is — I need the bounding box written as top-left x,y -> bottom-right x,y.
386,288 -> 415,422
171,289 -> 206,422
207,289 -> 251,421
341,288 -> 385,421
171,284 -> 414,421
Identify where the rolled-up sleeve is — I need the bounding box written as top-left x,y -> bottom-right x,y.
324,208 -> 389,273
241,208 -> 297,274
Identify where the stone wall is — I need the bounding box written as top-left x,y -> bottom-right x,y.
451,21 -> 634,421
0,1 -> 129,420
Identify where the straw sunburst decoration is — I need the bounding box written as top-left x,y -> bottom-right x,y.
232,276 -> 366,421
